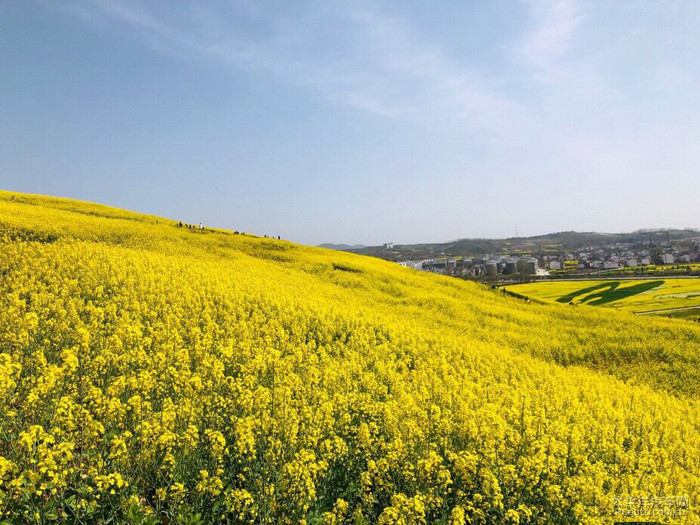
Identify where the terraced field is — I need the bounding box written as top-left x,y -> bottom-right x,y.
508,278 -> 700,313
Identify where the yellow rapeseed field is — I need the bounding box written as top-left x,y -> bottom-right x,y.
1,190 -> 700,524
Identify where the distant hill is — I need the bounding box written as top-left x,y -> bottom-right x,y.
318,242 -> 367,250
353,229 -> 700,261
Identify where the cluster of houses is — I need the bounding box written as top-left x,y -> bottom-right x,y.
398,239 -> 700,278
399,256 -> 543,278
544,245 -> 697,271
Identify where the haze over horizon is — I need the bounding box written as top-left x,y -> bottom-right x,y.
2,1 -> 699,245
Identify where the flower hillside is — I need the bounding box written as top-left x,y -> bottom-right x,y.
0,190 -> 699,524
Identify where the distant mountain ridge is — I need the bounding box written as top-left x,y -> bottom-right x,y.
318,243 -> 367,251
351,229 -> 700,261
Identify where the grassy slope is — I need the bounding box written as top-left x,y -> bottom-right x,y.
2,190 -> 700,522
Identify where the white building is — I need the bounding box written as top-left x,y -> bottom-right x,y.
640,257 -> 652,266
625,258 -> 638,267
383,242 -> 394,249
661,253 -> 674,264
518,257 -> 538,274
548,260 -> 562,271
604,261 -> 619,269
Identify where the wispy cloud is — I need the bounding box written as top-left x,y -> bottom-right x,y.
519,0 -> 580,74
60,1 -> 522,133
513,0 -> 620,109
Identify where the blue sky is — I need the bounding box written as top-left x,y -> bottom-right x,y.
2,1 -> 699,245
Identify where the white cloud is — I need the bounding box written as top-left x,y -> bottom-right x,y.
61,0 -> 522,134
519,0 -> 580,73
516,0 -> 583,88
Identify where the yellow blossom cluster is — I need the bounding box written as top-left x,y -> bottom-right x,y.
0,191 -> 700,523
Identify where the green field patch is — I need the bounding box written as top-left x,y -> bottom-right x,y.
555,280 -> 665,306
581,280 -> 664,305
556,282 -> 619,303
